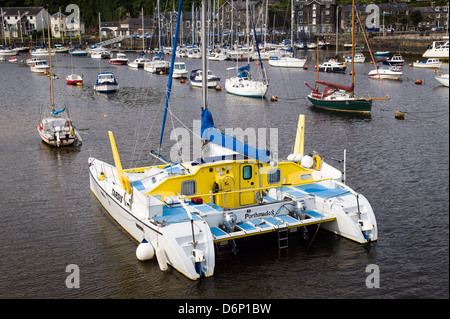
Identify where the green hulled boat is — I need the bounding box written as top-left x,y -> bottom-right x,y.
305,0 -> 374,114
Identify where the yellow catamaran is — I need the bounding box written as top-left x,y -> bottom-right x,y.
89,0 -> 377,280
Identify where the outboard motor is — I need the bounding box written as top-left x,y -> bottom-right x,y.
294,200 -> 307,220
223,212 -> 237,233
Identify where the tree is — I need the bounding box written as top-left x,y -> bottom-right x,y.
409,10 -> 423,27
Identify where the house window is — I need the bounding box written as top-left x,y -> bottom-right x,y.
181,180 -> 197,196
267,169 -> 281,184
242,165 -> 252,180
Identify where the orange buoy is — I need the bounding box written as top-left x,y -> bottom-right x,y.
395,111 -> 405,120
180,78 -> 185,83
303,65 -> 308,70
256,61 -> 260,66
415,79 -> 422,85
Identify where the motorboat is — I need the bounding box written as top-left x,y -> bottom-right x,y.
144,54 -> 170,74
129,57 -> 151,69
91,50 -> 111,59
26,57 -> 44,65
434,73 -> 449,87
268,55 -> 307,68
345,52 -> 365,63
368,61 -> 402,80
94,72 -> 119,93
190,69 -> 220,88
30,60 -> 50,73
0,48 -> 19,56
317,59 -> 346,73
31,48 -> 55,57
422,40 -> 449,59
374,51 -> 390,57
413,58 -> 442,69
386,54 -> 405,65
66,74 -> 83,85
9,56 -> 18,63
173,62 -> 188,78
69,49 -> 88,57
110,53 -> 129,65
207,51 -> 227,61
187,48 -> 202,59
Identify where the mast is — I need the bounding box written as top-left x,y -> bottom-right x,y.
46,9 -> 55,111
158,0 -> 184,152
98,12 -> 102,44
201,0 -> 208,110
291,0 -> 294,48
142,7 -> 145,51
59,7 -> 64,45
351,0 -> 355,89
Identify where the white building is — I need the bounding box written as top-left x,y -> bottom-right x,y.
1,7 -> 48,38
50,11 -> 85,38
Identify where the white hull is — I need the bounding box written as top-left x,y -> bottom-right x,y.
413,59 -> 442,69
191,80 -> 219,88
423,41 -> 449,58
89,160 -> 215,280
38,117 -> 77,147
368,70 -> 402,80
0,49 -> 18,56
144,61 -> 170,73
225,77 -> 268,98
88,152 -> 377,280
268,57 -> 306,68
94,84 -> 118,93
173,70 -> 189,78
435,74 -> 449,87
30,65 -> 50,73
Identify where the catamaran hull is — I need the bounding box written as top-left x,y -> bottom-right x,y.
88,159 -> 214,280
307,95 -> 372,114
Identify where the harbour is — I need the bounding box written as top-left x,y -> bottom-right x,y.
0,43 -> 448,298
0,0 -> 449,298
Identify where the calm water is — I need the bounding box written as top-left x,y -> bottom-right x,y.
0,49 -> 448,300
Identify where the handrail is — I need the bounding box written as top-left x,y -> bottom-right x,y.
177,177 -> 334,200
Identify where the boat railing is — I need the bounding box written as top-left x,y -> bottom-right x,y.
176,177 -> 334,204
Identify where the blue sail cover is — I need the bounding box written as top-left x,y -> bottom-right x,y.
52,108 -> 65,115
238,65 -> 250,78
201,109 -> 271,163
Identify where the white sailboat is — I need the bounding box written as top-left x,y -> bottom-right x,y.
225,1 -> 269,98
37,11 -> 82,147
88,0 -> 377,281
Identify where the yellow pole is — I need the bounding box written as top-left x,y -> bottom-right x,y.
293,114 -> 305,155
108,131 -> 131,194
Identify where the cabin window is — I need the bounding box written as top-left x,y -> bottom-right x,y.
242,165 -> 252,180
267,169 -> 281,184
301,174 -> 312,180
181,180 -> 196,196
